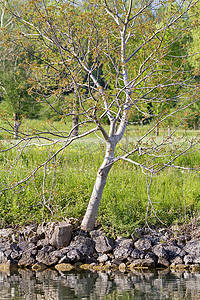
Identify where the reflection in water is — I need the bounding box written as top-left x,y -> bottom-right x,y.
1,268 -> 200,299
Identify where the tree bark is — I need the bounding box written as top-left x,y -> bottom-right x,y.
81,140 -> 116,231
13,112 -> 21,139
71,97 -> 79,137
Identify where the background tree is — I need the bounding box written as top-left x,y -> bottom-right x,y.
0,0 -> 199,231
0,1 -> 41,138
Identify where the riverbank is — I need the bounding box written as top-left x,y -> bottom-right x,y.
1,219 -> 200,273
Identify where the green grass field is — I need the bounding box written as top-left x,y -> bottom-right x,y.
0,118 -> 200,236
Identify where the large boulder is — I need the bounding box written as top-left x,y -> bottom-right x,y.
49,224 -> 73,249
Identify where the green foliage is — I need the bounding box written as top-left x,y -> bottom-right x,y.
0,127 -> 200,235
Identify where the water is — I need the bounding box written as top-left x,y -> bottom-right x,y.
1,268 -> 200,300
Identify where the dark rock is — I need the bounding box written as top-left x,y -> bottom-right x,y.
66,236 -> 94,263
18,252 -> 36,267
49,224 -> 73,249
52,248 -> 70,264
29,235 -> 39,244
36,246 -> 58,266
10,250 -> 22,261
67,249 -> 82,262
113,238 -> 133,261
157,257 -> 170,267
128,249 -> 145,261
163,244 -> 186,260
38,222 -> 56,242
145,252 -> 157,263
85,256 -> 97,264
90,230 -> 114,254
134,238 -> 152,252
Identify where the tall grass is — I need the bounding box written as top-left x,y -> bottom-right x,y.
0,133 -> 200,236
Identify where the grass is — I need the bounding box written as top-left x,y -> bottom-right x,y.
0,118 -> 200,237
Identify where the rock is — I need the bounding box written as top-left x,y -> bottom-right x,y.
0,261 -> 18,271
66,249 -> 82,262
37,239 -> 49,248
92,264 -> 109,271
129,258 -> 155,268
145,252 -> 157,264
10,250 -> 22,261
67,236 -> 94,263
157,257 -> 170,267
0,228 -> 13,238
163,244 -> 186,261
53,248 -> 69,259
97,254 -> 109,263
36,224 -> 46,239
36,246 -> 58,266
183,255 -> 194,265
134,238 -> 152,252
49,224 -> 73,249
18,252 -> 36,267
170,256 -> 183,265
55,263 -> 74,271
193,257 -> 200,264
152,244 -> 168,259
18,241 -> 37,252
90,230 -> 114,254
184,239 -> 200,256
113,238 -> 133,261
128,249 -> 144,261
0,251 -> 7,264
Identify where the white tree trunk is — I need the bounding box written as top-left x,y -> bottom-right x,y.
81,140 -> 116,231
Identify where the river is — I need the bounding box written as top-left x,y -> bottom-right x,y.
1,268 -> 200,299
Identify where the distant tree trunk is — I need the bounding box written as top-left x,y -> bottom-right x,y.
13,112 -> 21,139
81,139 -> 116,231
71,96 -> 79,137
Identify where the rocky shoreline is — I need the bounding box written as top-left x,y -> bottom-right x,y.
1,219 -> 200,273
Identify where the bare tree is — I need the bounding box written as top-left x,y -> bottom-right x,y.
0,0 -> 199,231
